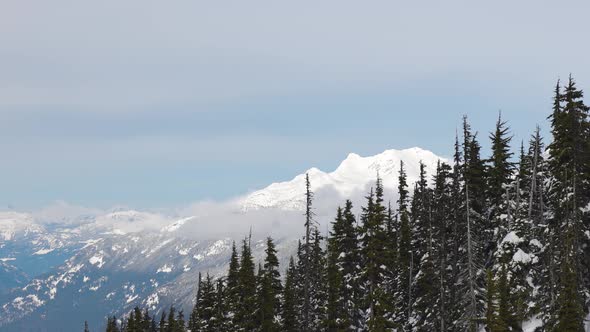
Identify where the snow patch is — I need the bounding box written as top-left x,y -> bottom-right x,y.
162,216 -> 196,232
502,231 -> 523,245
206,239 -> 229,256
157,264 -> 172,273
89,255 -> 105,268
33,248 -> 54,255
513,249 -> 532,264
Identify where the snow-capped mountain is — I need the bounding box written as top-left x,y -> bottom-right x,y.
0,147 -> 445,331
240,147 -> 444,211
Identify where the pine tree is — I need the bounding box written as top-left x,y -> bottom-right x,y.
496,265 -> 514,331
257,237 -> 283,332
412,161 -> 455,331
302,173 -> 314,331
326,206 -> 348,331
281,257 -> 299,332
326,200 -> 361,331
226,241 -> 240,327
188,273 -> 202,332
191,274 -> 217,332
448,133 -> 465,330
486,112 -> 514,271
84,320 -> 90,332
212,278 -> 227,331
358,176 -> 394,330
106,316 -> 120,332
485,269 -> 501,332
395,162 -> 413,330
459,116 -> 486,331
309,228 -> 328,330
235,237 -> 257,331
554,233 -> 584,332
545,76 -> 590,329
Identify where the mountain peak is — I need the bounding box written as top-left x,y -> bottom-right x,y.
240,147 -> 445,211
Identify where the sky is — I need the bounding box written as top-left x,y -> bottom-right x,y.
2,0 -> 590,210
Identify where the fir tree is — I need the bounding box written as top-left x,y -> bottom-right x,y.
235,237 -> 257,331
554,234 -> 585,332
326,200 -> 361,331
359,176 -> 393,330
302,173 -> 315,331
226,241 -> 240,327
395,163 -> 413,330
257,237 -> 283,332
281,257 -> 299,332
326,207 -> 348,331
459,116 -> 486,331
545,76 -> 590,329
309,228 -> 328,331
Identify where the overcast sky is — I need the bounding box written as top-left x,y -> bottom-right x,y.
2,1 -> 590,209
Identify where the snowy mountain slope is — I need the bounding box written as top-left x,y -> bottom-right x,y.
0,229 -> 297,332
240,147 -> 445,211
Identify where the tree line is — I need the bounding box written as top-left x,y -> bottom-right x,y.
94,75 -> 590,331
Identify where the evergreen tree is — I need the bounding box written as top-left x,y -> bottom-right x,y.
257,237 -> 283,332
395,163 -> 413,330
191,274 -> 216,332
106,316 -> 120,332
212,278 -> 227,331
302,173 -> 315,331
358,176 -> 393,330
459,116 -> 487,331
486,112 -> 514,270
554,234 -> 585,332
326,207 -> 348,331
281,257 -> 299,332
235,237 -> 257,331
84,320 -> 90,332
326,200 -> 361,331
309,228 -> 328,331
545,76 -> 590,329
225,241 -> 240,327
412,161 -> 454,331
188,273 -> 202,332
485,269 -> 502,332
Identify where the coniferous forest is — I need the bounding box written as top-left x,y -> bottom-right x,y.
97,76 -> 590,331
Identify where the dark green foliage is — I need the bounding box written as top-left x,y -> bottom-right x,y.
395,164 -> 413,329
256,237 -> 283,332
225,241 -> 240,326
326,200 -> 361,331
554,236 -> 585,332
281,257 -> 299,332
106,316 -> 120,332
235,237 -> 257,331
